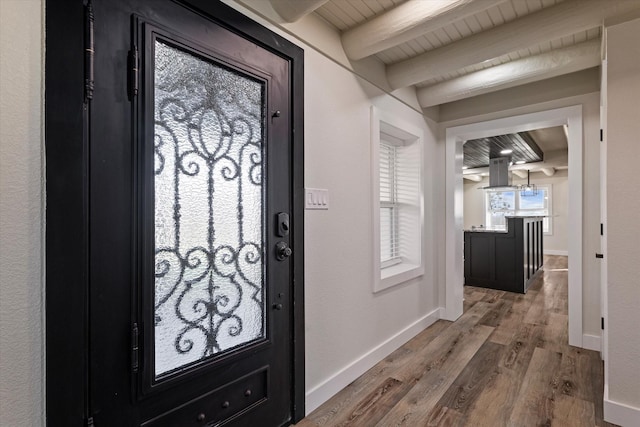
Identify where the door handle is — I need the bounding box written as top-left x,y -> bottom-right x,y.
275,241 -> 292,261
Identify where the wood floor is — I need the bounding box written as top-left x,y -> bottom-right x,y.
295,256 -> 616,427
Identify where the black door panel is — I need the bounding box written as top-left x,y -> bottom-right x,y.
45,1 -> 304,425
87,1 -> 297,425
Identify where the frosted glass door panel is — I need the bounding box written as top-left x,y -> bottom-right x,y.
153,40 -> 265,378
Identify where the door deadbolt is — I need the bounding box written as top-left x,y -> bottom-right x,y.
276,241 -> 292,261
276,212 -> 290,237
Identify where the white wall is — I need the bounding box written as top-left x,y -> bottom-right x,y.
604,17 -> 640,422
302,50 -> 439,411
0,1 -> 45,426
463,170 -> 569,254
440,92 -> 602,339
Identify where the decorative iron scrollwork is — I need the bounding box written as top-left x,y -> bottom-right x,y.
153,41 -> 265,377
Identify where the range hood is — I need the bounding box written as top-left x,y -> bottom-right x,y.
482,157 -> 513,189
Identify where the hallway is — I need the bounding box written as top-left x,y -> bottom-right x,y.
296,256 -> 614,426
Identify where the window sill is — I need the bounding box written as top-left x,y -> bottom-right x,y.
375,262 -> 424,293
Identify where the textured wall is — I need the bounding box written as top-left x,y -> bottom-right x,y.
606,17 -> 640,410
0,0 -> 45,426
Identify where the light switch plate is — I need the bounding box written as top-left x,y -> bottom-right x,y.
305,188 -> 329,210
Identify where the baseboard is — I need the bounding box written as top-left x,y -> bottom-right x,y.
305,308 -> 441,415
604,385 -> 640,426
582,333 -> 601,352
544,249 -> 568,256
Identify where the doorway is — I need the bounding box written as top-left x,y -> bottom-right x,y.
45,1 -> 304,425
443,106 -> 584,347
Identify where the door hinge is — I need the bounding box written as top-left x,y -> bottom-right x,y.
601,317 -> 605,330
600,223 -> 604,236
86,416 -> 95,427
596,253 -> 604,259
132,322 -> 139,373
84,1 -> 95,101
600,129 -> 603,142
129,45 -> 139,99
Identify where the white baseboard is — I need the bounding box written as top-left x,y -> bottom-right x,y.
582,333 -> 601,352
604,385 -> 640,426
544,249 -> 568,256
305,308 -> 441,415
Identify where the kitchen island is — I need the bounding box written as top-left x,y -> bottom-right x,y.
464,216 -> 544,293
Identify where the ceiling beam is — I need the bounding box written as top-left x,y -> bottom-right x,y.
463,174 -> 483,182
512,170 -> 528,179
541,167 -> 556,177
417,39 -> 601,107
387,0 -> 640,89
269,0 -> 329,23
341,0 -> 506,61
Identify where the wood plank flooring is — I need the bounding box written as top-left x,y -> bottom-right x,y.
294,256 -> 617,427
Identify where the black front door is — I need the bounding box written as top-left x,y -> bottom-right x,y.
45,1 -> 304,426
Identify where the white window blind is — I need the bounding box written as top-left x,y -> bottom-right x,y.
379,134 -> 421,268
379,141 -> 399,266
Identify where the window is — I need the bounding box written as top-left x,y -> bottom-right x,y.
371,106 -> 424,292
485,185 -> 552,233
379,141 -> 400,268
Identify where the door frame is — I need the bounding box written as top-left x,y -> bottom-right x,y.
443,105 -> 584,347
45,0 -> 305,424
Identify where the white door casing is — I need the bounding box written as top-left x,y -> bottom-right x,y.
444,105 -> 584,348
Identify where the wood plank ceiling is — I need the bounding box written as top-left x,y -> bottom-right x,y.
305,0 -> 632,108
252,0 -> 640,108
315,0 -> 601,87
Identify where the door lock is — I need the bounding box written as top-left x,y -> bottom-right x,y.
275,241 -> 292,261
276,212 -> 290,237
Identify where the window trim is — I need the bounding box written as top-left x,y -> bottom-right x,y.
371,106 -> 424,293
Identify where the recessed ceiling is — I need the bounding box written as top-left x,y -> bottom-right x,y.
463,132 -> 543,169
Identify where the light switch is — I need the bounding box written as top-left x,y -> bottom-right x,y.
305,188 -> 329,210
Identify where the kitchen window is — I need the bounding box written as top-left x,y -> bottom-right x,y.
485,185 -> 552,233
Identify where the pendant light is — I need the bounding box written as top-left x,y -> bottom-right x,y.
519,169 -> 538,197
